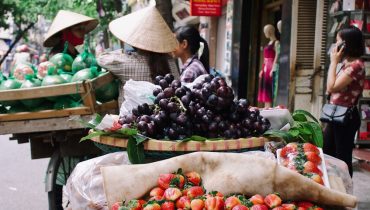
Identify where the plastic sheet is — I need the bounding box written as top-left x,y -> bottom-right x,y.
119,79 -> 160,116
65,152 -> 131,210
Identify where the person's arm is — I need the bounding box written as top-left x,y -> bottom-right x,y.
326,45 -> 353,93
96,49 -> 125,76
270,41 -> 280,77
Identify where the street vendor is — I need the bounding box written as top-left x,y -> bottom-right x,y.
97,6 -> 179,106
43,10 -> 99,58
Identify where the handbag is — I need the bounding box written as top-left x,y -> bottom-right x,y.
319,103 -> 353,125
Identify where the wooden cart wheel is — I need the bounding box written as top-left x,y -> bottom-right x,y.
46,150 -> 63,210
46,149 -> 96,210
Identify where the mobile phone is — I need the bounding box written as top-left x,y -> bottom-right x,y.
337,41 -> 346,51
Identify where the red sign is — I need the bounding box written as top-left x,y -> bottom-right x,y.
190,0 -> 222,17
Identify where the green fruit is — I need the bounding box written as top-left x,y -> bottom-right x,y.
49,53 -> 73,72
96,78 -> 119,103
20,78 -> 44,109
60,73 -> 73,82
41,75 -> 67,101
0,78 -> 22,107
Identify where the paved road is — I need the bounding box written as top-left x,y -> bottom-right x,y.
0,135 -> 49,209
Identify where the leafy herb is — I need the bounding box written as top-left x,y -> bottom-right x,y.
80,130 -> 107,142
263,109 -> 323,147
127,136 -> 145,164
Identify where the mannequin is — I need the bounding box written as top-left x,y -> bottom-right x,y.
272,20 -> 281,106
258,24 -> 278,108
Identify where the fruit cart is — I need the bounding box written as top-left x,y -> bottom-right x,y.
0,72 -> 118,210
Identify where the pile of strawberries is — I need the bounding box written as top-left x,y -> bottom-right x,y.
112,169 -> 324,210
279,143 -> 324,185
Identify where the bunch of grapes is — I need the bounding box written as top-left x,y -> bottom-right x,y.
119,74 -> 270,140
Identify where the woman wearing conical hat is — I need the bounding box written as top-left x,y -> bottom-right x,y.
43,10 -> 99,57
97,6 -> 179,109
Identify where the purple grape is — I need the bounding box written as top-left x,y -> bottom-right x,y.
164,74 -> 175,84
176,113 -> 188,125
218,121 -> 228,131
168,128 -> 179,140
155,76 -> 164,85
175,88 -> 186,97
159,98 -> 169,109
153,88 -> 162,96
159,79 -> 169,89
122,124 -> 131,129
140,115 -> 151,123
181,95 -> 190,106
167,102 -> 179,113
193,83 -> 202,89
163,87 -> 175,98
204,74 -> 214,82
137,121 -> 148,132
171,80 -> 182,89
208,122 -> 218,132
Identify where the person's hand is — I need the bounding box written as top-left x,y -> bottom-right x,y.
259,71 -> 263,79
330,43 -> 344,64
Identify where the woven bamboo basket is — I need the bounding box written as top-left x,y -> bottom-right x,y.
91,135 -> 268,159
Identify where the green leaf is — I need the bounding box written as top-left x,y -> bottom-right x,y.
134,134 -> 147,145
127,137 -> 145,164
116,128 -> 138,136
293,110 -> 319,123
80,130 -> 106,142
288,128 -> 300,138
179,135 -> 207,142
78,114 -> 103,129
263,130 -> 294,143
305,122 -> 324,148
292,113 -> 307,122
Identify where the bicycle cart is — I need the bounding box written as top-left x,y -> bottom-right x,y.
0,72 -> 118,210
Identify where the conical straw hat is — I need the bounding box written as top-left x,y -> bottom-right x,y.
43,10 -> 99,47
109,6 -> 178,53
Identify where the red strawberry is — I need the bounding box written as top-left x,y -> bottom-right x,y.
143,202 -> 161,210
176,196 -> 191,209
109,121 -> 122,131
185,171 -> 202,186
176,174 -> 186,189
303,143 -> 319,154
280,143 -> 298,157
149,196 -> 164,201
182,188 -> 189,196
297,201 -> 314,208
249,194 -> 264,205
187,186 -> 205,199
309,173 -> 324,185
158,174 -> 176,189
205,195 -> 225,210
303,162 -> 322,176
225,196 -> 242,210
281,203 -> 297,210
232,205 -> 249,210
207,191 -> 224,198
191,198 -> 205,210
161,201 -> 175,210
111,202 -> 122,210
150,187 -> 165,197
164,187 -> 182,201
139,200 -> 147,207
264,194 -> 282,208
305,152 -> 321,165
126,200 -> 144,210
250,204 -> 268,210
310,206 -> 324,210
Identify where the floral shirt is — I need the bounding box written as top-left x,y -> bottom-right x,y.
180,55 -> 207,83
330,59 -> 365,107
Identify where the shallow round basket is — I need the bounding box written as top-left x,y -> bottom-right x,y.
91,135 -> 268,159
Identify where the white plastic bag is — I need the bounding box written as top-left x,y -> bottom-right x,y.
65,152 -> 131,210
120,79 -> 160,116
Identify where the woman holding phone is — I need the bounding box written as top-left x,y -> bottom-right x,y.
323,26 -> 365,177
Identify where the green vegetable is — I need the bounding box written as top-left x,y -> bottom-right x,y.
0,78 -> 23,107
71,67 -> 99,100
263,109 -> 323,147
95,76 -> 119,103
41,67 -> 67,101
20,75 -> 44,109
49,42 -> 73,72
72,42 -> 97,73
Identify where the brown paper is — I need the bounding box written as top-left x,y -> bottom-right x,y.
101,152 -> 357,209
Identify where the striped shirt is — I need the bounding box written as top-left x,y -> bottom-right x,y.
180,55 -> 207,83
97,49 -> 179,105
